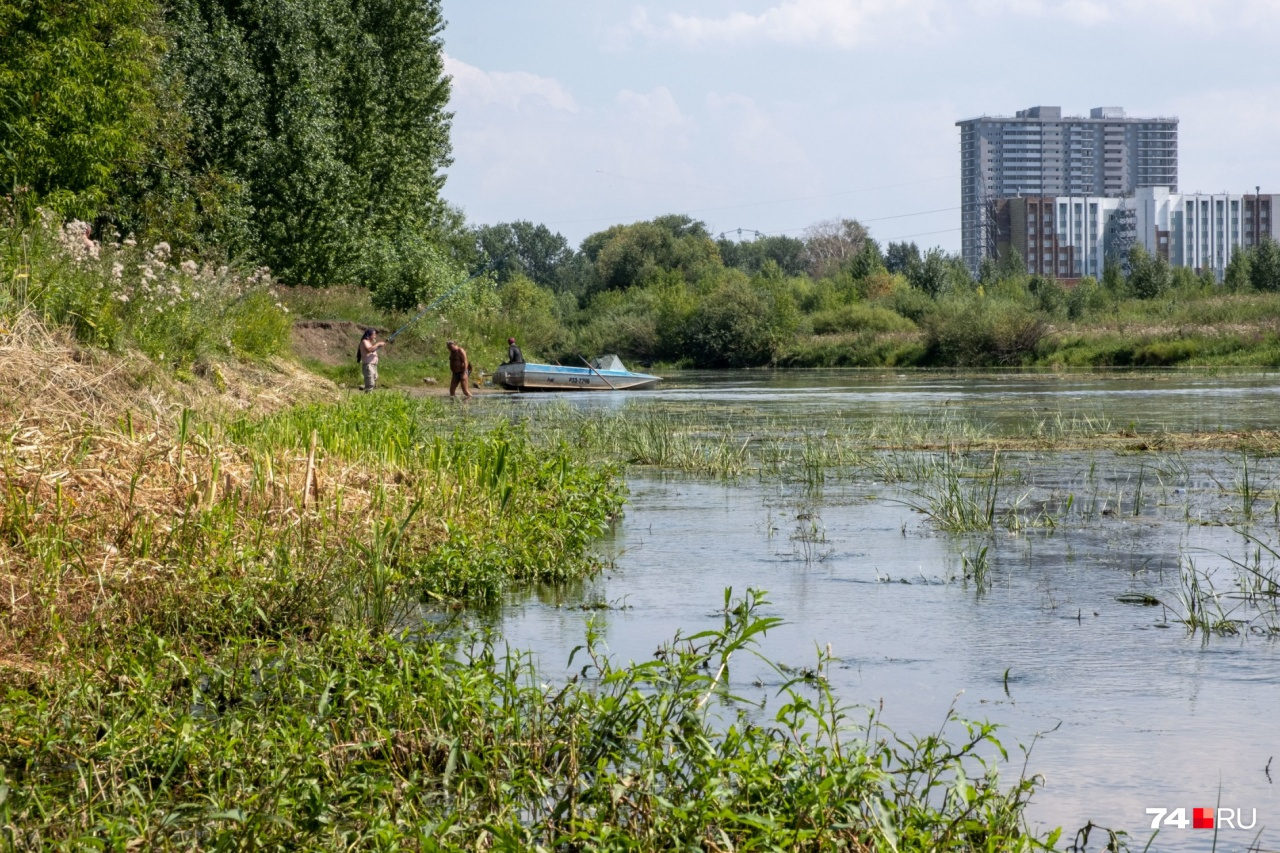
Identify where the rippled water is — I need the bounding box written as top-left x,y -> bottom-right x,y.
486,371 -> 1280,851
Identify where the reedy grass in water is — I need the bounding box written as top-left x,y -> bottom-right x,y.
896,452 -> 1008,534
1,589 -> 1059,851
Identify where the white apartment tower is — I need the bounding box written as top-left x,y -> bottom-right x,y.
997,188 -> 1278,281
958,106 -> 1178,271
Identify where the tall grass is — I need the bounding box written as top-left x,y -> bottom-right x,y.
1,213 -> 290,370
0,394 -> 624,663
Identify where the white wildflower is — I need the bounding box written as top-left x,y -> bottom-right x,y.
181,260 -> 198,276
123,234 -> 137,247
111,262 -> 124,281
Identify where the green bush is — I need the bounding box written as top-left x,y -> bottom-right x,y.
810,302 -> 916,335
877,284 -> 935,324
923,297 -> 1047,367
1066,277 -> 1107,319
686,278 -> 797,367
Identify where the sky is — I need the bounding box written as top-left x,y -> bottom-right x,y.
440,0 -> 1280,254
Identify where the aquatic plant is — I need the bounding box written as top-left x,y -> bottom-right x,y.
0,589 -> 1061,850
897,452 -> 1009,533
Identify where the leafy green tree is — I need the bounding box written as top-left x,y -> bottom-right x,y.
0,0 -> 163,219
587,216 -> 720,294
1127,244 -> 1170,299
996,247 -> 1025,282
1224,249 -> 1252,292
473,221 -> 572,288
906,248 -> 953,298
687,277 -> 796,367
165,0 -> 453,286
717,233 -> 806,277
847,239 -> 885,281
1249,239 -> 1280,292
885,241 -> 921,275
1101,254 -> 1125,294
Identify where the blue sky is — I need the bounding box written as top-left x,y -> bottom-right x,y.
441,0 -> 1280,253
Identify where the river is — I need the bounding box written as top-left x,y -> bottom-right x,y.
486,370 -> 1280,851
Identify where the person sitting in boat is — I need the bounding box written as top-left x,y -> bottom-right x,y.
504,337 -> 524,365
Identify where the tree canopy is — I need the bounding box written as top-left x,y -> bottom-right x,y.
0,0 -> 163,218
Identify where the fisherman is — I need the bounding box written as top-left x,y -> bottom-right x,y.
447,340 -> 472,398
504,337 -> 525,365
357,328 -> 386,392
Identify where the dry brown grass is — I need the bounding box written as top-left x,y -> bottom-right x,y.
0,314 -> 362,671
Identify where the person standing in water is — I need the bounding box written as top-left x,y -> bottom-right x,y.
504,337 -> 524,365
447,340 -> 472,398
357,328 -> 386,392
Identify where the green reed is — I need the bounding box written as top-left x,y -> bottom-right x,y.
898,452 -> 1007,533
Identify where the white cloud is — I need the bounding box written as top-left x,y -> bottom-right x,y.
444,54 -> 578,112
975,0 -> 1280,28
634,0 -> 939,48
704,93 -> 805,167
626,0 -> 1280,47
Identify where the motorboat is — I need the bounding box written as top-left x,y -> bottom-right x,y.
492,354 -> 661,391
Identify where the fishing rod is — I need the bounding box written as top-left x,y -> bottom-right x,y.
385,255 -> 507,343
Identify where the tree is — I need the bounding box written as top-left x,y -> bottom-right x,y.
687,278 -> 797,367
885,241 -> 921,275
473,221 -> 572,288
717,234 -> 806,277
1102,254 -> 1125,294
586,215 -> 720,295
906,248 -> 953,298
801,218 -> 869,279
1249,239 -> 1280,292
1224,248 -> 1252,291
996,247 -> 1025,282
164,0 -> 454,286
1127,244 -> 1169,299
847,239 -> 885,280
0,0 -> 163,219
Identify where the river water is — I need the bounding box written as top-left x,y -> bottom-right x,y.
487,371 -> 1280,851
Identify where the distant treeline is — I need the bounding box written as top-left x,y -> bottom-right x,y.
450,213 -> 1280,369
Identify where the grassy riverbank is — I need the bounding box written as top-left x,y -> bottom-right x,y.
0,314 -> 1066,848
0,392 -> 1056,850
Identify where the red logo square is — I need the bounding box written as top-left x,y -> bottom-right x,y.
1193,807 -> 1215,829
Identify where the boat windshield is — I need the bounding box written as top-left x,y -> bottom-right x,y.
590,354 -> 626,371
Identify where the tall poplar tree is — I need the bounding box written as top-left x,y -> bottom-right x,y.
166,0 -> 454,286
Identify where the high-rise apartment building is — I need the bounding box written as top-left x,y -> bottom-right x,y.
958,106 -> 1179,271
996,188 -> 1277,281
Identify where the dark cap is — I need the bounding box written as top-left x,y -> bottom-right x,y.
507,337 -> 515,344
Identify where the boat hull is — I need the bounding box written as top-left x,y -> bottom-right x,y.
493,362 -> 661,391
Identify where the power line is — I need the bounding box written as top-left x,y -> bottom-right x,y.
718,206 -> 961,239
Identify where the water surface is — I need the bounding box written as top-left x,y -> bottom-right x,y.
487,371 -> 1280,851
